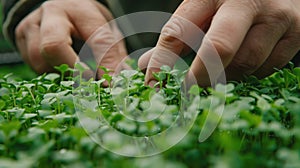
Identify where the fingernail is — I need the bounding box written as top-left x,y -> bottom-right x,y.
148,80 -> 157,88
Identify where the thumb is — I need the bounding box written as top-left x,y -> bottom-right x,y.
138,48 -> 154,73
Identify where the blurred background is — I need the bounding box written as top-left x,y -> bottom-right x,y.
0,4 -> 36,80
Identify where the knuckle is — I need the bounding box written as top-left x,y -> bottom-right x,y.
40,40 -> 65,56
274,9 -> 293,25
15,21 -> 29,39
90,29 -> 114,45
160,18 -> 184,48
266,2 -> 294,26
231,56 -> 260,74
209,37 -> 236,63
16,9 -> 41,39
246,42 -> 266,64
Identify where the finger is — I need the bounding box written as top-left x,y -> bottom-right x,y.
68,3 -> 127,77
144,0 -> 216,85
95,0 -> 129,70
39,2 -> 78,68
25,24 -> 52,73
204,1 -> 256,67
19,9 -> 52,73
88,24 -> 127,77
226,22 -> 287,80
138,45 -> 192,73
188,39 -> 222,86
98,20 -> 128,76
253,36 -> 300,78
190,1 -> 256,86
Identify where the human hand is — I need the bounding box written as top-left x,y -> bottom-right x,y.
138,0 -> 300,86
15,0 -> 127,77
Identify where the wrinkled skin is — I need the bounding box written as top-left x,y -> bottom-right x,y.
15,0 -> 300,86
138,0 -> 300,86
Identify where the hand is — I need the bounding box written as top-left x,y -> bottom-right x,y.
138,0 -> 300,86
15,0 -> 127,77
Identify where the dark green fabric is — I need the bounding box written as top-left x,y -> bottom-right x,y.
1,0 -> 18,21
1,0 -> 108,19
0,2 -> 13,51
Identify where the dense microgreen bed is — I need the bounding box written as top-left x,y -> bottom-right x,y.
0,63 -> 300,168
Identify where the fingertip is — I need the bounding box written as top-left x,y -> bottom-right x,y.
148,80 -> 157,88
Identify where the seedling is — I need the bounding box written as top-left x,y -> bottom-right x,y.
0,64 -> 299,167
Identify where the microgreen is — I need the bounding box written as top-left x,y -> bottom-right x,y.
0,63 -> 299,167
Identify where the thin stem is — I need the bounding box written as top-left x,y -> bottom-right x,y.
27,88 -> 37,108
11,90 -> 17,107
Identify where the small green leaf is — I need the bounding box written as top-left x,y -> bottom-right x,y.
60,81 -> 75,87
75,62 -> 89,73
257,97 -> 271,112
160,65 -> 172,72
121,70 -> 139,79
188,85 -> 202,96
44,73 -> 60,82
0,100 -> 6,110
102,74 -> 112,83
38,120 -> 59,131
53,149 -> 80,163
239,110 -> 261,126
54,64 -> 69,73
22,113 -> 37,119
7,108 -> 25,118
0,121 -> 21,137
294,67 -> 300,77
99,66 -> 111,73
